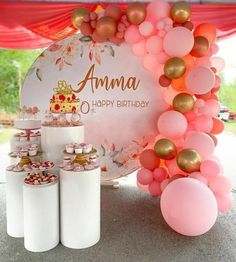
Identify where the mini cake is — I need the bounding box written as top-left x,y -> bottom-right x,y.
50,80 -> 79,113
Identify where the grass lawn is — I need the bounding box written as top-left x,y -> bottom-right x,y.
0,127 -> 15,144
224,121 -> 236,135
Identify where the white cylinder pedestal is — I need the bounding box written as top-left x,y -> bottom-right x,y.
6,171 -> 28,238
23,181 -> 59,252
60,167 -> 101,249
41,126 -> 84,164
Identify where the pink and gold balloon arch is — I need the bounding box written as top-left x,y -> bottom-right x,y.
71,0 -> 232,236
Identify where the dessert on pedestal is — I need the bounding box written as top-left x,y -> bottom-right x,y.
6,156 -> 54,238
41,81 -> 84,164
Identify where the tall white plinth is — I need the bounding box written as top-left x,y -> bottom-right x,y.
23,181 -> 59,252
60,167 -> 101,249
6,171 -> 28,238
41,126 -> 84,164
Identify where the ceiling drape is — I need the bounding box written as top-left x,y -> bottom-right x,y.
1,2 -> 236,49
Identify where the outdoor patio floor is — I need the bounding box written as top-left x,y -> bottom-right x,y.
0,178 -> 235,262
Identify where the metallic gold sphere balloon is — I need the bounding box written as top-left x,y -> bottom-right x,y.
154,139 -> 177,160
164,57 -> 186,79
71,8 -> 89,29
170,1 -> 191,24
173,93 -> 194,113
190,36 -> 210,57
96,16 -> 117,38
126,3 -> 147,25
177,149 -> 201,173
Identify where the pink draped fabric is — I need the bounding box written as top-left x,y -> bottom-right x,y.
0,2 -> 236,49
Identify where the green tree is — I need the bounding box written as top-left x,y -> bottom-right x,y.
0,49 -> 41,113
218,76 -> 236,112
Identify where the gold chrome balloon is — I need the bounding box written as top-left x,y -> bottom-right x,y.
71,8 -> 89,29
96,16 -> 117,38
177,149 -> 201,173
170,1 -> 191,24
191,36 -> 209,57
126,2 -> 146,25
173,93 -> 194,113
164,57 -> 186,79
154,139 -> 177,160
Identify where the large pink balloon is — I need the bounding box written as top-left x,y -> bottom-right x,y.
147,0 -> 170,20
185,66 -> 215,95
158,110 -> 188,139
204,99 -> 220,117
160,178 -> 218,236
146,35 -> 163,54
184,131 -> 215,159
163,27 -> 194,57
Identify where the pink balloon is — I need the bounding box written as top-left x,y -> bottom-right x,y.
160,179 -> 169,192
132,40 -> 147,57
184,131 -> 215,159
137,168 -> 153,185
189,172 -> 208,186
139,21 -> 154,37
195,57 -> 211,68
153,167 -> 168,182
214,75 -> 221,88
165,158 -> 186,176
193,115 -> 213,133
194,99 -> 205,109
208,175 -> 232,194
211,44 -> 219,55
186,66 -> 215,95
124,25 -> 143,45
137,180 -> 149,192
147,0 -> 170,20
163,88 -> 180,105
143,54 -> 159,71
149,181 -> 162,196
158,110 -> 188,139
156,51 -> 169,64
163,27 -> 194,57
146,35 -> 162,54
184,110 -> 197,122
210,57 -> 225,71
163,17 -> 173,25
200,160 -> 221,177
204,99 -> 220,117
214,192 -> 233,213
158,30 -> 166,38
160,178 -> 218,236
157,20 -> 165,30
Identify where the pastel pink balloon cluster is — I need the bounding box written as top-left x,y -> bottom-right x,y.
131,0 -> 233,236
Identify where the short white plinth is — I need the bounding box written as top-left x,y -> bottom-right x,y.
41,126 -> 84,164
6,171 -> 28,238
23,181 -> 59,252
60,167 -> 101,249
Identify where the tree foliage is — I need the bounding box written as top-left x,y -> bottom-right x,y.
218,75 -> 236,112
0,49 -> 40,113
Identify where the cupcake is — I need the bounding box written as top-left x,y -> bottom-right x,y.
20,150 -> 28,157
74,165 -> 84,172
13,165 -> 24,172
74,145 -> 83,154
66,144 -> 74,154
31,144 -> 39,149
29,148 -> 37,156
71,112 -> 81,126
63,157 -> 71,164
83,144 -> 92,154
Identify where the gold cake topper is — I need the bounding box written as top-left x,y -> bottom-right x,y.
54,80 -> 73,95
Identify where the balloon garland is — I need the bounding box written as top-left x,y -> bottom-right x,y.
71,0 -> 232,236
